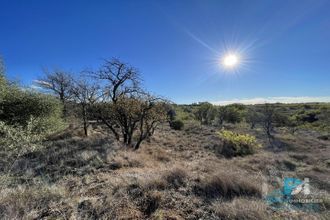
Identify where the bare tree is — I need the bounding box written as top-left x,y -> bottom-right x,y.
91,58 -> 141,103
35,69 -> 73,116
132,94 -> 168,149
115,93 -> 168,149
70,78 -> 100,136
94,92 -> 167,149
90,59 -> 168,149
91,58 -> 141,140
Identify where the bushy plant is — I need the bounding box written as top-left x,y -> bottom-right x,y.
0,63 -> 7,115
0,74 -> 65,128
0,88 -> 63,126
224,104 -> 245,124
216,104 -> 245,126
218,130 -> 261,157
0,118 -> 42,156
0,71 -> 66,155
166,107 -> 176,122
170,119 -> 184,130
286,115 -> 300,134
194,102 -> 216,125
296,110 -> 319,123
245,108 -> 263,129
175,107 -> 194,121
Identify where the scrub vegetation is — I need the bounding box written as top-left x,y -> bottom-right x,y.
0,57 -> 329,219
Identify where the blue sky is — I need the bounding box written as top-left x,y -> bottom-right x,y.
1,0 -> 330,104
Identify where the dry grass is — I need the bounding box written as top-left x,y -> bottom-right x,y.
108,150 -> 147,168
193,172 -> 262,200
212,198 -> 268,220
162,168 -> 187,189
0,123 -> 329,219
0,184 -> 70,219
103,181 -> 163,218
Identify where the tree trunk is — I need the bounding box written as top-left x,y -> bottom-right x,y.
60,92 -> 67,117
83,121 -> 88,136
82,105 -> 88,136
127,129 -> 133,146
123,131 -> 128,144
63,101 -> 67,118
100,117 -> 120,140
134,139 -> 142,150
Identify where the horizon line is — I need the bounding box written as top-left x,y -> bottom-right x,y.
211,96 -> 330,106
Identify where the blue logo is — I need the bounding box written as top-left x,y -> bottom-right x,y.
265,177 -> 321,212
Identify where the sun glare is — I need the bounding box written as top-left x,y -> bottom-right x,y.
222,54 -> 239,68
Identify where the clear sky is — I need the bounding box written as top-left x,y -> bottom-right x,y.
1,0 -> 330,104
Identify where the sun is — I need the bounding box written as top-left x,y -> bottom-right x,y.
222,54 -> 239,68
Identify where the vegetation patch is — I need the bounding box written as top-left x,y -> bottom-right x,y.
0,185 -> 68,219
111,182 -> 162,218
193,172 -> 261,200
218,130 -> 261,157
162,168 -> 187,189
212,198 -> 268,220
170,119 -> 184,130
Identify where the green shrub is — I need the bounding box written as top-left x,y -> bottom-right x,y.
0,76 -> 65,128
218,130 -> 261,157
194,102 -> 216,125
296,110 -> 319,123
170,119 -> 184,130
0,118 -> 43,156
0,87 -> 63,126
0,75 -> 66,155
216,105 -> 245,126
0,117 -> 66,156
0,74 -> 7,116
224,105 -> 244,124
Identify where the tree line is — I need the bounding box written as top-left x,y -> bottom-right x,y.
35,58 -> 169,149
187,101 -> 321,145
